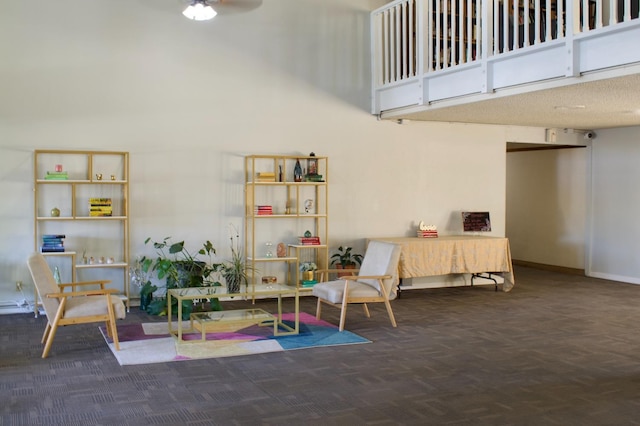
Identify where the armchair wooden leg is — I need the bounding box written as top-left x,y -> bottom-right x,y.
106,295 -> 120,351
41,323 -> 51,344
316,298 -> 322,320
383,299 -> 397,328
42,323 -> 59,358
339,298 -> 348,332
362,303 -> 370,318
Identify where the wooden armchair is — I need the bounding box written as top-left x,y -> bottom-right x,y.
27,253 -> 126,358
312,241 -> 402,331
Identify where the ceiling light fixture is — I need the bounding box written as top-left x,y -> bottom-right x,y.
183,0 -> 217,21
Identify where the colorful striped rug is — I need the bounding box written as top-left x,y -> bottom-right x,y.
100,312 -> 370,365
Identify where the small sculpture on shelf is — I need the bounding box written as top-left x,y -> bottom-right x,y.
304,199 -> 314,214
276,242 -> 286,258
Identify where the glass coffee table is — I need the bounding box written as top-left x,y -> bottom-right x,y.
167,284 -> 299,344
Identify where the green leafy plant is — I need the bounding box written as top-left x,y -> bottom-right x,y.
299,262 -> 318,272
141,237 -> 223,318
330,246 -> 363,268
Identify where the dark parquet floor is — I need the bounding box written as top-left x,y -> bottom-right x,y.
2,265 -> 640,425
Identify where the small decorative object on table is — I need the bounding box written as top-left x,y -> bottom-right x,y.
417,221 -> 438,238
50,207 -> 60,217
276,242 -> 286,257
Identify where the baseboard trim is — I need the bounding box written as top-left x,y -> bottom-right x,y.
512,260 -> 585,276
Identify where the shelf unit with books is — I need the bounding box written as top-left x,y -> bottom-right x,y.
244,154 -> 329,293
33,150 -> 130,310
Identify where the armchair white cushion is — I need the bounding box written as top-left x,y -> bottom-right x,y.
312,241 -> 401,331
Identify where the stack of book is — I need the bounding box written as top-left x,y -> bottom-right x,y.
44,171 -> 69,180
305,174 -> 324,182
255,205 -> 273,216
89,198 -> 112,217
41,234 -> 65,252
256,172 -> 276,182
298,236 -> 321,245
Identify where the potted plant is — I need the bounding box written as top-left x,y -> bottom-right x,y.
299,262 -> 318,282
330,246 -> 363,277
219,225 -> 255,294
141,237 -> 223,317
130,256 -> 156,311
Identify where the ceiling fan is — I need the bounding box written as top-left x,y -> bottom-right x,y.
181,0 -> 263,20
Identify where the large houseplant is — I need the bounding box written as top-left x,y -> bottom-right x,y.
330,246 -> 363,268
330,246 -> 363,277
141,237 -> 223,317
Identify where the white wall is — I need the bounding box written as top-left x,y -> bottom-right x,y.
506,147 -> 587,269
588,126 -> 640,284
0,0 -> 532,302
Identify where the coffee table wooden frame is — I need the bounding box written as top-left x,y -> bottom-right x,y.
167,284 -> 299,343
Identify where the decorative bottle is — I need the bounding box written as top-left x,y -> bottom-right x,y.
294,159 -> 303,182
53,266 -> 61,284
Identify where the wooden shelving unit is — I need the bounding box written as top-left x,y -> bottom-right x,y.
33,150 -> 130,312
244,154 -> 329,293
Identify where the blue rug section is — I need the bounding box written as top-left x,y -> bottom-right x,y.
270,319 -> 370,350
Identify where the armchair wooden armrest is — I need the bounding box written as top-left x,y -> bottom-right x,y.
340,274 -> 392,281
46,288 -> 119,298
58,280 -> 112,292
315,268 -> 361,282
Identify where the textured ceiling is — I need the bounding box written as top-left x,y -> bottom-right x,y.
387,74 -> 640,131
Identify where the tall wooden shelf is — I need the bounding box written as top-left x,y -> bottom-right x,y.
244,154 -> 329,293
33,150 -> 130,311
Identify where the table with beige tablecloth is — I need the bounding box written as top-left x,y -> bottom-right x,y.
369,236 -> 515,292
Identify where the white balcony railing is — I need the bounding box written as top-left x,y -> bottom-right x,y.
372,0 -> 640,89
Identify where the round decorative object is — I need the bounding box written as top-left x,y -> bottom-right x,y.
50,207 -> 60,217
304,230 -> 312,238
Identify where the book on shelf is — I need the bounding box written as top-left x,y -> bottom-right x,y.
41,246 -> 66,253
298,236 -> 321,245
89,197 -> 113,216
41,234 -> 65,252
256,172 -> 276,182
44,171 -> 69,180
254,205 -> 273,215
41,241 -> 64,247
305,174 -> 324,182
